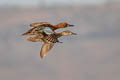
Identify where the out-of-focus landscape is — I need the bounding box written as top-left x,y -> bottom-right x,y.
0,0 -> 120,80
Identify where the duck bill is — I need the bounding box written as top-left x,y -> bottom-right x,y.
72,32 -> 77,35
68,24 -> 74,27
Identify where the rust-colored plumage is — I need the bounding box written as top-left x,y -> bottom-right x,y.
30,22 -> 74,31
22,22 -> 74,36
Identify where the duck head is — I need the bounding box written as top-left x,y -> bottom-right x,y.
56,22 -> 74,28
61,30 -> 77,36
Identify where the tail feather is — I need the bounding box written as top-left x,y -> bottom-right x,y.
22,32 -> 30,35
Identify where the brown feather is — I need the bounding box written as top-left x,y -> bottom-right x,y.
40,43 -> 54,59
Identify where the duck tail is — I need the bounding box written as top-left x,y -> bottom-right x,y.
22,32 -> 30,36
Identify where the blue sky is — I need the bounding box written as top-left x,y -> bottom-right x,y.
0,0 -> 110,6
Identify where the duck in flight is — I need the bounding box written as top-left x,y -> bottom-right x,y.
27,30 -> 77,59
22,22 -> 74,35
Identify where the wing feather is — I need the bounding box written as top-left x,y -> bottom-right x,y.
30,22 -> 53,28
27,34 -> 44,42
40,43 -> 54,59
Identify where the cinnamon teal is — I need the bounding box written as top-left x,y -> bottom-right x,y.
22,22 -> 74,35
30,22 -> 74,31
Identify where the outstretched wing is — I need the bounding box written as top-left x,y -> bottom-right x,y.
22,27 -> 36,35
27,34 -> 44,42
40,43 -> 54,59
30,22 -> 53,28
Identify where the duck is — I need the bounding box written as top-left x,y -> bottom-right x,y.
27,30 -> 77,59
30,22 -> 74,31
22,22 -> 74,35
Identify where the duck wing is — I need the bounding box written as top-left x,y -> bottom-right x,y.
22,27 -> 48,36
40,43 -> 54,59
30,22 -> 53,28
22,27 -> 37,35
27,34 -> 44,42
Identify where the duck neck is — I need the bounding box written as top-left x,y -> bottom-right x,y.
55,32 -> 64,38
50,26 -> 57,31
54,24 -> 65,28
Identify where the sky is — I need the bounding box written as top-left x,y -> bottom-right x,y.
0,2 -> 120,80
0,0 -> 115,6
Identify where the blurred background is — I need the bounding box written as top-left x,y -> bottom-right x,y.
0,0 -> 120,80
